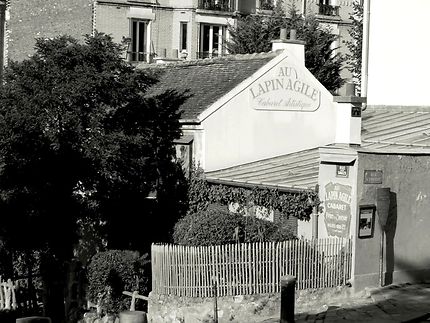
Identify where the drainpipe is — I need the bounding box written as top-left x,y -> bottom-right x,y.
361,0 -> 370,110
301,0 -> 306,16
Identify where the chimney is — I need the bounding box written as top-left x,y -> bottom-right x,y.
271,28 -> 306,64
334,82 -> 366,146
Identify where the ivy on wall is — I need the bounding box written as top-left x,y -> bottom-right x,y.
187,168 -> 320,221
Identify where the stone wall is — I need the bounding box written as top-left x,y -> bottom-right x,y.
148,293 -> 281,323
147,286 -> 354,323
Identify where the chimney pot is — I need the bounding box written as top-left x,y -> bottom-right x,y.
290,29 -> 297,40
280,28 -> 287,40
345,82 -> 356,96
172,49 -> 178,59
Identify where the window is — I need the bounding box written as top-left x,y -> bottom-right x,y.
180,22 -> 188,52
318,0 -> 339,16
174,135 -> 193,177
199,24 -> 227,59
129,19 -> 149,62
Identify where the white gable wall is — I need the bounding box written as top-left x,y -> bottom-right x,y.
200,51 -> 342,172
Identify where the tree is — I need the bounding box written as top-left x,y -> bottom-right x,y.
0,33 -> 187,320
227,3 -> 345,93
344,0 -> 363,93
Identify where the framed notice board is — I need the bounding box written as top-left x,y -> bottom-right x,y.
358,205 -> 376,239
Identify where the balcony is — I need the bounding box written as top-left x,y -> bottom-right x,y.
197,0 -> 235,12
318,3 -> 340,16
126,51 -> 154,63
196,51 -> 227,59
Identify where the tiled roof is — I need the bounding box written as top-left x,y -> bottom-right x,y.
205,106 -> 430,191
361,106 -> 430,152
205,148 -> 320,192
142,53 -> 278,120
97,0 -> 157,4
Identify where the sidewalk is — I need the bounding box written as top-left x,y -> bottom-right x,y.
259,283 -> 430,323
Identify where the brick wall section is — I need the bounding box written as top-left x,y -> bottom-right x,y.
171,9 -> 194,58
152,8 -> 174,57
95,4 -> 129,44
8,0 -> 93,61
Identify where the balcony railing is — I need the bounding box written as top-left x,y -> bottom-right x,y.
198,0 -> 235,12
318,3 -> 340,16
127,51 -> 152,63
196,51 -> 227,59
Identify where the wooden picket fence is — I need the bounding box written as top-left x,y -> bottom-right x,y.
0,278 -> 17,310
0,276 -> 43,314
151,238 -> 352,297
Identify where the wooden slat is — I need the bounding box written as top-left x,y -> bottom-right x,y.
151,238 -> 353,297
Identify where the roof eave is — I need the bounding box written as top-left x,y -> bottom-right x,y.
180,118 -> 201,125
205,177 -> 316,193
197,51 -> 288,122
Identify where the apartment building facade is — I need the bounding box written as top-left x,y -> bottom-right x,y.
93,0 -> 355,67
93,0 -> 240,62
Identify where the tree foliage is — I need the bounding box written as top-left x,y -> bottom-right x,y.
227,3 -> 345,93
0,32 -> 188,319
344,0 -> 363,93
0,32 -> 187,265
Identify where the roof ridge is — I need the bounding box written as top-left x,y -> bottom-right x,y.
365,105 -> 430,113
362,139 -> 430,148
137,51 -> 280,69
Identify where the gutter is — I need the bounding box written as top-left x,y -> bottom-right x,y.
205,177 -> 315,194
179,118 -> 200,125
361,0 -> 371,110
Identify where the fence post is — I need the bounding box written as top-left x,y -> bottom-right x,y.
212,277 -> 218,323
280,275 -> 296,323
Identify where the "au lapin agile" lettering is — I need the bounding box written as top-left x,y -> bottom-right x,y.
250,67 -> 319,101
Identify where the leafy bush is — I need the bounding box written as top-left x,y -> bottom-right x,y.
243,215 -> 296,242
87,250 -> 150,314
173,209 -> 296,246
187,167 -> 319,222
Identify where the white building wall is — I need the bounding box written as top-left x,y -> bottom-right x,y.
200,52 -> 341,171
367,0 -> 430,106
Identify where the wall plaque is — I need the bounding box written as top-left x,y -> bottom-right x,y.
351,105 -> 361,117
336,165 -> 349,178
364,170 -> 383,184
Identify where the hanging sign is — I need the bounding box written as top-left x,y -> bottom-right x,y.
324,182 -> 352,238
249,65 -> 321,112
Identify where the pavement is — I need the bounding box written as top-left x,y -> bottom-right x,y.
258,283 -> 430,323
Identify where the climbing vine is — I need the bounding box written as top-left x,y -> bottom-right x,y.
187,167 -> 319,221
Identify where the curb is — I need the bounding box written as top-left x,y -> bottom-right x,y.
402,313 -> 430,323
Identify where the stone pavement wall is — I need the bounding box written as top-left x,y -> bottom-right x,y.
147,286 -> 354,323
147,292 -> 281,323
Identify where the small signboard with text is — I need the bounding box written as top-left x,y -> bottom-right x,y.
364,170 -> 383,184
